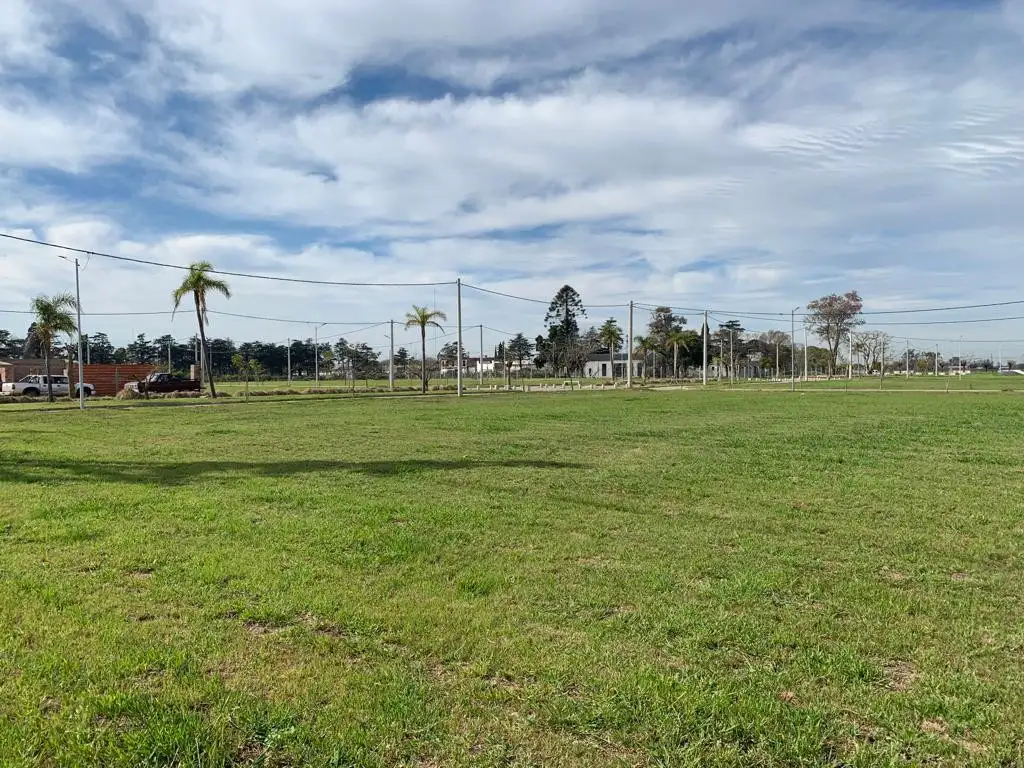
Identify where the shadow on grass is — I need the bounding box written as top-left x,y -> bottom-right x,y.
0,456 -> 581,486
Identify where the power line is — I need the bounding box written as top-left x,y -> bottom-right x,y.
641,298 -> 1024,319
462,282 -> 627,309
0,232 -> 454,287
861,299 -> 1024,316
210,310 -> 387,325
0,306 -> 387,325
868,314 -> 1024,327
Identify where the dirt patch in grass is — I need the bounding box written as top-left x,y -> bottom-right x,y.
922,718 -> 948,736
244,620 -> 286,637
39,697 -> 61,716
600,604 -> 637,619
300,613 -> 350,639
880,567 -> 907,583
883,660 -> 918,691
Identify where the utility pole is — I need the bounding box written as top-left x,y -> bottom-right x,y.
168,340 -> 172,373
287,339 -> 292,383
456,278 -> 463,397
803,326 -> 809,382
848,332 -> 854,380
790,308 -> 797,391
775,341 -> 780,382
627,301 -> 634,388
314,323 -> 327,391
935,344 -> 940,377
74,258 -> 85,410
702,310 -> 709,386
880,336 -> 886,387
906,339 -> 911,378
389,321 -> 395,391
479,324 -> 484,390
729,329 -> 736,384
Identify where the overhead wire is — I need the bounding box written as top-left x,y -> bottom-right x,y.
462,282 -> 628,309
0,231 -> 454,287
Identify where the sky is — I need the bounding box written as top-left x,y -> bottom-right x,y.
2,0 -> 1024,360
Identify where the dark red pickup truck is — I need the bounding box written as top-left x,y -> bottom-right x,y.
125,372 -> 202,394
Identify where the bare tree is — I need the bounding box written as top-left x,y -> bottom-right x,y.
806,292 -> 864,378
853,330 -> 890,374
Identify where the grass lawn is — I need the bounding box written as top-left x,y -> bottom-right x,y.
701,373 -> 1024,392
1,391 -> 1023,766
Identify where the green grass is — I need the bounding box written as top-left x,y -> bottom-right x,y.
2,391 -> 1023,766
701,373 -> 1024,392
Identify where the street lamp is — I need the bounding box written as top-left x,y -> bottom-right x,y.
314,322 -> 328,390
790,307 -> 799,391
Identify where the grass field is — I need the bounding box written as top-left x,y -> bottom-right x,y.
2,391 -> 1023,766
711,373 -> 1024,392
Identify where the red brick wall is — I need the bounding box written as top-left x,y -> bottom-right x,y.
69,364 -> 158,396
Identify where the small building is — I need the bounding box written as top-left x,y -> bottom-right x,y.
0,358 -> 48,384
440,356 -> 498,377
583,353 -> 643,379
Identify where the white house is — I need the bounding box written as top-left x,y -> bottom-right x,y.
583,353 -> 644,379
440,356 -> 499,376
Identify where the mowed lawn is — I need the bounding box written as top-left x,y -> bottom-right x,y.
1,392 -> 1023,767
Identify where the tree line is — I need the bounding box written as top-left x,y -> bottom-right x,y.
5,273 -> 1009,402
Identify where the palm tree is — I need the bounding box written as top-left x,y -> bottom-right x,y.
172,262 -> 231,397
404,305 -> 447,394
597,318 -> 623,380
634,335 -> 655,381
666,330 -> 691,380
28,293 -> 78,402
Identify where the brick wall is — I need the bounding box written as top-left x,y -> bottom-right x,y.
69,364 -> 159,396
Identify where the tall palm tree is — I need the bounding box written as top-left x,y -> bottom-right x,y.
172,262 -> 231,397
666,330 -> 691,380
634,335 -> 655,381
597,318 -> 623,380
28,293 -> 78,402
405,305 -> 447,394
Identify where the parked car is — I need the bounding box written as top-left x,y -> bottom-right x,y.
1,374 -> 95,397
124,372 -> 202,394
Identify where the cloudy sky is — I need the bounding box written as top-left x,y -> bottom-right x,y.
2,0 -> 1024,358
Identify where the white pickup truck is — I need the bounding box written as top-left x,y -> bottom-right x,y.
1,374 -> 95,397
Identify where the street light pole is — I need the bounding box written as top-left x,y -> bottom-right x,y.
314,323 -> 327,391
627,301 -> 634,388
803,326 -> 809,381
74,258 -> 85,410
702,310 -> 708,386
848,332 -> 854,380
389,321 -> 395,391
456,278 -> 463,397
790,308 -> 798,391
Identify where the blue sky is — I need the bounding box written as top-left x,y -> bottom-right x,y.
2,0 -> 1024,359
